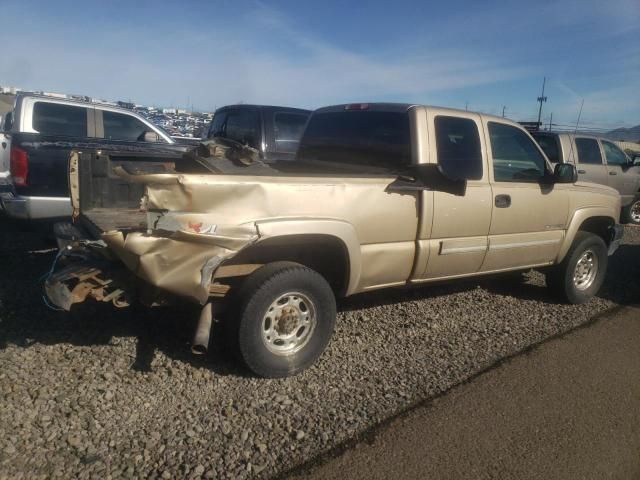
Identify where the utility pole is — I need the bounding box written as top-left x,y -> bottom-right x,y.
548,112 -> 553,131
502,105 -> 506,118
465,101 -> 468,111
537,77 -> 547,128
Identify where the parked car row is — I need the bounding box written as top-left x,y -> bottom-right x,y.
532,131 -> 640,224
0,93 -> 311,220
36,101 -> 624,378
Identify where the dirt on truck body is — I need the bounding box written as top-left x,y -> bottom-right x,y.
46,103 -> 623,378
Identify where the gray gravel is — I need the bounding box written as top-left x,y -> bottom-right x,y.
0,218 -> 638,480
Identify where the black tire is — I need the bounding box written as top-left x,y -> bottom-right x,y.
622,198 -> 640,225
232,261 -> 336,378
546,232 -> 607,304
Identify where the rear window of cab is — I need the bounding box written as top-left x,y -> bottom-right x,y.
297,110 -> 411,170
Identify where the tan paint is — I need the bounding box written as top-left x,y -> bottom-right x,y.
255,219 -> 362,295
557,206 -> 620,262
419,108 -> 493,279
359,241 -> 416,290
101,224 -> 259,303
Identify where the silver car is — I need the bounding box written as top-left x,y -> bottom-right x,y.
533,132 -> 640,224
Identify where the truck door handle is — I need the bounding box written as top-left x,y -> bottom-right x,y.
495,194 -> 511,208
577,169 -> 586,174
609,171 -> 617,175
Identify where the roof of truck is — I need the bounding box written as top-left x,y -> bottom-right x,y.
14,92 -> 140,115
314,103 -> 526,126
534,131 -> 606,141
315,103 -> 415,113
215,104 -> 311,114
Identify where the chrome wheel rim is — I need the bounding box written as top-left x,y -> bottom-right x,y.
573,249 -> 598,291
261,292 -> 316,356
631,201 -> 640,223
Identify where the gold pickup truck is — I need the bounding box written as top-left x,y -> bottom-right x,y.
46,103 -> 623,377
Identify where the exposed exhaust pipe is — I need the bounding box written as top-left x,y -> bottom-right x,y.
192,302 -> 213,355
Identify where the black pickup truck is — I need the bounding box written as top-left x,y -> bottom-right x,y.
1,93 -> 190,220
2,98 -> 310,221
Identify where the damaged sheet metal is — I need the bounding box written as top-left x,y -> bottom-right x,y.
100,166 -> 417,299
45,264 -> 130,311
100,223 -> 259,304
65,150 -> 418,304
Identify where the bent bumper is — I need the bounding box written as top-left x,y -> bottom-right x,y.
1,195 -> 72,220
608,224 -> 624,256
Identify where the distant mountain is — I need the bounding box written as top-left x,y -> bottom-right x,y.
605,125 -> 640,142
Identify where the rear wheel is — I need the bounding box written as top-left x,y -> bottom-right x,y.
232,262 -> 336,378
546,232 -> 607,304
622,198 -> 640,225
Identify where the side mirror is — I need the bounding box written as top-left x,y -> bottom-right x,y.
553,163 -> 577,183
143,130 -> 160,142
387,164 -> 467,196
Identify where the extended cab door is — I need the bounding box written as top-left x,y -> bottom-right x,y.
601,139 -> 636,205
574,137 -> 608,185
482,121 -> 568,272
415,109 -> 492,279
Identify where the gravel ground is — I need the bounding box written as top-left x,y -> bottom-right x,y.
1,218 -> 639,480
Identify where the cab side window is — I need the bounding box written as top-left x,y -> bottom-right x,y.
33,102 -> 88,137
225,110 -> 261,149
274,112 -> 308,153
208,109 -> 260,149
602,141 -> 628,166
103,111 -> 156,142
575,138 -> 602,164
489,122 -> 548,182
434,116 -> 483,180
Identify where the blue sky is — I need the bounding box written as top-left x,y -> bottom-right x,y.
1,0 -> 638,129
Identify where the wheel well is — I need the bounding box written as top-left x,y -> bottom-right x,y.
578,216 -> 614,245
222,234 -> 350,296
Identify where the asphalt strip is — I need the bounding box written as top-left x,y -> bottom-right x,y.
282,304 -> 640,480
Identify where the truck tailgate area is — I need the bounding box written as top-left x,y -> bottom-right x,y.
75,150 -> 184,235
82,208 -> 146,234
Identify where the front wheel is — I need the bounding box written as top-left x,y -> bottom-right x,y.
546,232 -> 607,304
622,198 -> 640,225
233,262 -> 336,378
